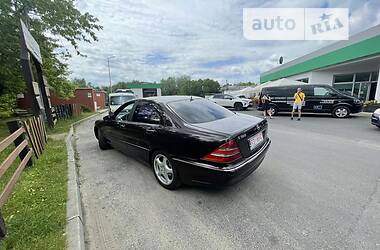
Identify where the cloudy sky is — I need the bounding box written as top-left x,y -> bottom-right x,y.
66,0 -> 380,86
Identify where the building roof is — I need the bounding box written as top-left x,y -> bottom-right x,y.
127,83 -> 161,89
261,24 -> 380,83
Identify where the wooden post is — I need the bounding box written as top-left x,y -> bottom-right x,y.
0,210 -> 6,239
6,120 -> 32,167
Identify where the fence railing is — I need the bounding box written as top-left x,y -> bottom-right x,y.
23,116 -> 47,159
52,104 -> 81,125
0,116 -> 47,238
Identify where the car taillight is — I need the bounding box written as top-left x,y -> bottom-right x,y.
202,140 -> 242,163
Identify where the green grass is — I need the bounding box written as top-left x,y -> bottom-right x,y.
47,111 -> 94,135
0,139 -> 67,250
0,111 -> 95,249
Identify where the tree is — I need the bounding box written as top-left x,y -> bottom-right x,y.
160,76 -> 220,96
0,0 -> 102,112
72,78 -> 88,88
161,77 -> 178,95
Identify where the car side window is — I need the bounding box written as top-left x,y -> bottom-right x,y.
213,94 -> 223,99
115,102 -> 135,121
132,102 -> 161,125
314,87 -> 331,96
224,95 -> 233,99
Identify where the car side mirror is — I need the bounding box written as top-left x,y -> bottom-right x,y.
103,115 -> 112,121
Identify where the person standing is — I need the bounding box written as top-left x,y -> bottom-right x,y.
291,87 -> 305,121
261,93 -> 272,119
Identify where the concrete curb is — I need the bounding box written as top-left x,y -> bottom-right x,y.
66,110 -> 107,250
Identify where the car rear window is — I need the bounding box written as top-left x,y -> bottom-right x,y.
110,95 -> 135,105
168,98 -> 234,124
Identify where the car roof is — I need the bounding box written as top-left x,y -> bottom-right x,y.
145,95 -> 202,104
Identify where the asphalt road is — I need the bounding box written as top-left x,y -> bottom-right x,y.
75,110 -> 380,250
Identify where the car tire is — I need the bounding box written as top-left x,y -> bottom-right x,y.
234,102 -> 243,111
268,105 -> 278,116
332,106 -> 350,118
98,130 -> 112,150
151,151 -> 181,190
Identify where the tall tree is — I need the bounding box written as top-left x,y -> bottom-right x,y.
0,0 -> 102,113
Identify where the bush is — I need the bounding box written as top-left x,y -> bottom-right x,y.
80,105 -> 91,113
0,94 -> 16,118
363,100 -> 378,108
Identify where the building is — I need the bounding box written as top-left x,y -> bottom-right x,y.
50,88 -> 106,112
261,24 -> 380,102
123,83 -> 161,98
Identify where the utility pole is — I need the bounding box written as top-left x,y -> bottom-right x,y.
107,56 -> 115,93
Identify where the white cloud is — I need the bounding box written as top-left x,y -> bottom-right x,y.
64,0 -> 380,86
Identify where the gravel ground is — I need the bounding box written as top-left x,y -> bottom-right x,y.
75,110 -> 380,250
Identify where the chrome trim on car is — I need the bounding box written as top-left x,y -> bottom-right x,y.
120,140 -> 149,151
173,139 -> 271,172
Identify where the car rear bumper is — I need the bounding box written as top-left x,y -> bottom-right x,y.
172,139 -> 271,186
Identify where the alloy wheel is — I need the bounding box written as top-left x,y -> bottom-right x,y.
153,154 -> 173,185
335,107 -> 348,118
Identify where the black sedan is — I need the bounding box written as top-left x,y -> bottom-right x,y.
94,96 -> 271,189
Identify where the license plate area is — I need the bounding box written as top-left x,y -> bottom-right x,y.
248,132 -> 264,150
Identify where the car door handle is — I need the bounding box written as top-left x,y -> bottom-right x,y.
146,128 -> 156,134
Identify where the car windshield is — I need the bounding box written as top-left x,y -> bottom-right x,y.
110,95 -> 134,105
168,98 -> 234,124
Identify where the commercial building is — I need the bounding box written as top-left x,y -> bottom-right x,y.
261,24 -> 380,101
123,83 -> 162,98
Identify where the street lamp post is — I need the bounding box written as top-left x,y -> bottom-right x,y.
107,56 -> 115,93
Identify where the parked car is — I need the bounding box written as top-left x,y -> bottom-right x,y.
235,95 -> 253,107
115,88 -> 134,94
94,96 -> 271,189
371,108 -> 380,128
109,92 -> 136,113
257,84 -> 363,118
209,94 -> 251,111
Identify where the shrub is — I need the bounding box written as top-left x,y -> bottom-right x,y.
363,100 -> 378,108
0,94 -> 16,118
80,105 -> 91,112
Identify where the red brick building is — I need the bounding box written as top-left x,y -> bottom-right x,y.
19,88 -> 106,112
51,88 -> 106,112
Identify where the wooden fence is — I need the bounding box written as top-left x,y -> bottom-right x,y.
22,116 -> 47,159
0,116 -> 47,238
52,104 -> 81,125
0,121 -> 33,238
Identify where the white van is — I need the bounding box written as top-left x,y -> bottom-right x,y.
109,92 -> 136,113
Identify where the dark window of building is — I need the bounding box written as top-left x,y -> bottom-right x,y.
297,78 -> 309,83
371,71 -> 378,82
333,83 -> 353,95
142,88 -> 158,97
355,73 -> 370,82
334,74 -> 354,83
